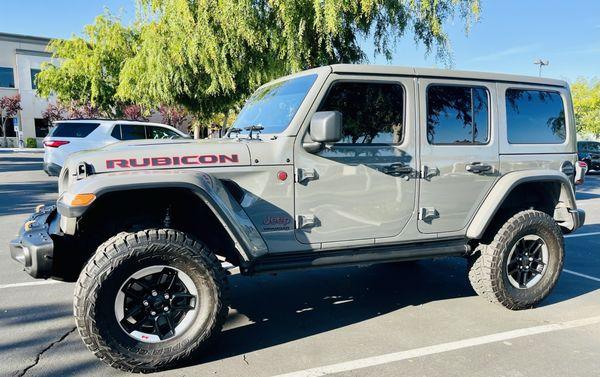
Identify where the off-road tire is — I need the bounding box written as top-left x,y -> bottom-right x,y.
74,229 -> 228,373
468,210 -> 564,310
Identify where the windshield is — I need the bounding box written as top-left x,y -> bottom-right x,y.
230,74 -> 317,135
580,141 -> 600,152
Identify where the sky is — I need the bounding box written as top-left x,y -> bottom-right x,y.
1,0 -> 599,82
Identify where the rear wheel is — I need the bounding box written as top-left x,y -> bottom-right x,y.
74,229 -> 228,372
468,210 -> 564,310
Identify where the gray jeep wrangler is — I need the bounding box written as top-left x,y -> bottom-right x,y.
10,65 -> 586,372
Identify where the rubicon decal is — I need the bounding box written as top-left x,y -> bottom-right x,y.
106,154 -> 240,169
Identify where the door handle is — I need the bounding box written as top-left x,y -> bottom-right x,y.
380,163 -> 415,177
466,162 -> 492,174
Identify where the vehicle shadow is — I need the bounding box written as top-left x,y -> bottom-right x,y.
0,181 -> 58,215
0,156 -> 44,173
0,302 -> 73,328
179,257 -> 597,369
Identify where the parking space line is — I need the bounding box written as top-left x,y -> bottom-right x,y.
564,269 -> 600,282
273,315 -> 600,377
0,280 -> 62,289
565,231 -> 600,239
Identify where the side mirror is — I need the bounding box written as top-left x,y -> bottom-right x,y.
310,111 -> 342,143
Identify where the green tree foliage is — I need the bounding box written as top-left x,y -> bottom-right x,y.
571,78 -> 600,136
118,0 -> 480,119
36,12 -> 139,114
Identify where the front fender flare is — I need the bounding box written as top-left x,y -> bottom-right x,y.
57,170 -> 268,261
466,170 -> 578,239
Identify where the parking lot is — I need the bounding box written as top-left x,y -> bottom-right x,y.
0,151 -> 599,377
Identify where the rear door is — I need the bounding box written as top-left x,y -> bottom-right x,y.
417,79 -> 499,234
44,122 -> 102,165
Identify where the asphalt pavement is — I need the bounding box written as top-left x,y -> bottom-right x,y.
0,152 -> 599,377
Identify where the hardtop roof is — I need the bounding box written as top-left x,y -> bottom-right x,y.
329,64 -> 568,88
53,119 -> 173,127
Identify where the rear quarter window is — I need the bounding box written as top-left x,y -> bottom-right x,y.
506,89 -> 566,144
50,122 -> 100,138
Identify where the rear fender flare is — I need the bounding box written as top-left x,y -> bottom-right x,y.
467,170 -> 577,239
57,170 -> 268,261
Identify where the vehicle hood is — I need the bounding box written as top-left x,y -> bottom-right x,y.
65,138 -> 251,174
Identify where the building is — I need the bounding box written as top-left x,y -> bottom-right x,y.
0,32 -> 53,147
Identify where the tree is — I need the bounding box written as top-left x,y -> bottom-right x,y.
571,78 -> 600,136
118,0 -> 480,123
0,94 -> 22,147
159,105 -> 189,133
123,104 -> 149,121
36,12 -> 140,115
42,102 -> 67,124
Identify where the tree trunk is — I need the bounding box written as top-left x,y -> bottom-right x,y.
221,112 -> 229,137
1,118 -> 7,148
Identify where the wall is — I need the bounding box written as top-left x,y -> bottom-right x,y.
0,34 -> 52,147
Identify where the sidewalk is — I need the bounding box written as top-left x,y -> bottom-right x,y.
0,148 -> 43,153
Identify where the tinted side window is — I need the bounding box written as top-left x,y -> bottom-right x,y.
427,85 -> 489,145
147,126 -> 180,139
318,82 -> 404,144
111,125 -> 122,140
31,69 -> 41,90
0,67 -> 14,88
120,124 -> 147,140
506,89 -> 566,144
50,122 -> 100,138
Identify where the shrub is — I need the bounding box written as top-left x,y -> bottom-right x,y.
26,137 -> 38,148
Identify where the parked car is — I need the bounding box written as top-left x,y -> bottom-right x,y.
11,65 -> 585,372
43,119 -> 189,176
577,140 -> 600,173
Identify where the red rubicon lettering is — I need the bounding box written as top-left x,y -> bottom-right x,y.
129,158 -> 150,167
181,155 -> 199,165
199,155 -> 218,164
219,154 -> 239,163
106,159 -> 129,169
105,154 -> 240,169
152,157 -> 172,166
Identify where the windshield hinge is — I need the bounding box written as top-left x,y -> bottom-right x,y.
295,168 -> 318,184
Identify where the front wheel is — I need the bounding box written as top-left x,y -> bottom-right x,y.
74,229 -> 228,372
468,210 -> 564,310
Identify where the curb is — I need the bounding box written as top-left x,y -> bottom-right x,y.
0,148 -> 44,154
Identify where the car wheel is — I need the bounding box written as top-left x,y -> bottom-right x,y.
74,229 -> 228,372
468,210 -> 564,310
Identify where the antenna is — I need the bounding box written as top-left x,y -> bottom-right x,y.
533,59 -> 549,77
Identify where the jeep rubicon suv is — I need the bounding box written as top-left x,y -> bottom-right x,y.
10,65 -> 585,372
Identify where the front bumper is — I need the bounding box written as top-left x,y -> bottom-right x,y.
9,205 -> 59,279
43,162 -> 62,177
571,208 -> 586,231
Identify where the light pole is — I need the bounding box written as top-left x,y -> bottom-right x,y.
534,59 -> 549,77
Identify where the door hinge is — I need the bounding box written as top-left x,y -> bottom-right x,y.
418,207 -> 439,222
296,214 -> 319,229
296,168 -> 318,184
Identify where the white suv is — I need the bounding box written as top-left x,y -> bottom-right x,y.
43,119 -> 189,176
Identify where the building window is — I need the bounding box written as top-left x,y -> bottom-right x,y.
35,118 -> 50,137
31,69 -> 41,90
0,67 -> 15,88
318,81 -> 405,144
0,118 -> 17,137
427,85 -> 489,145
506,89 -> 566,144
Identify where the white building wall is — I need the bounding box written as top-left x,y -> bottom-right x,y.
0,33 -> 52,147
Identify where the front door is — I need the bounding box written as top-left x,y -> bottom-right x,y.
417,78 -> 500,233
294,75 -> 417,245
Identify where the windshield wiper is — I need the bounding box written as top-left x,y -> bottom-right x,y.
244,125 -> 264,139
226,127 -> 242,137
